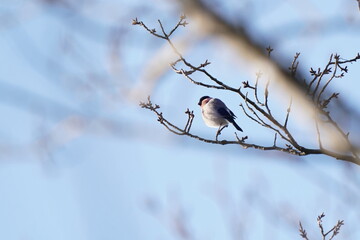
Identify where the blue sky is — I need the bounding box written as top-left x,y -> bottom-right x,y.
0,0 -> 360,240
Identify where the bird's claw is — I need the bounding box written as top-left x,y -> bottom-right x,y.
215,125 -> 227,141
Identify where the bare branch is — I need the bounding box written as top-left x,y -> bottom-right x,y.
140,97 -> 307,155
317,55 -> 338,104
284,97 -> 292,128
140,97 -> 360,164
132,18 -> 167,39
299,213 -> 344,240
328,220 -> 344,240
184,108 -> 194,133
266,45 -> 274,57
135,15 -> 360,165
264,79 -> 271,115
168,14 -> 188,37
317,213 -> 326,240
289,52 -> 301,76
254,71 -> 264,106
299,221 -> 309,240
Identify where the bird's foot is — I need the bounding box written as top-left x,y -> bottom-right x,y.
215,125 -> 227,141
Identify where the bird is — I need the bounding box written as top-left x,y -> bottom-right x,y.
198,96 -> 242,139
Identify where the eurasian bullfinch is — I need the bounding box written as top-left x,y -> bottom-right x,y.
198,96 -> 243,134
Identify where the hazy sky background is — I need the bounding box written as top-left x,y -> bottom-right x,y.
0,0 -> 360,239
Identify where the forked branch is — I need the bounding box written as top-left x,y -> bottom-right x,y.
299,213 -> 344,240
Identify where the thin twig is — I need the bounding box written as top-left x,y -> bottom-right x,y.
178,69 -> 226,89
254,71 -> 264,105
312,54 -> 333,99
299,221 -> 309,240
273,133 -> 277,147
184,108 -> 194,132
284,97 -> 292,128
317,213 -> 326,240
317,55 -> 338,104
132,18 -> 166,39
264,79 -> 271,115
289,52 -> 300,76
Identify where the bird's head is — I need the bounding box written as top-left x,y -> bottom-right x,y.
198,96 -> 211,106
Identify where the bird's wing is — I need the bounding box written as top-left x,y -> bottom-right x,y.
217,107 -> 235,121
228,109 -> 236,118
212,98 -> 237,119
212,98 -> 226,107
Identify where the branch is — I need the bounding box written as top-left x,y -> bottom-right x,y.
140,97 -> 305,155
299,213 -> 344,240
299,221 -> 309,240
140,97 -> 359,164
134,15 -> 360,165
284,97 -> 292,128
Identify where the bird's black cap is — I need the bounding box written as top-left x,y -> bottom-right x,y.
198,96 -> 210,106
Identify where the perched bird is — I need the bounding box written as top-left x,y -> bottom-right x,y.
198,96 -> 243,137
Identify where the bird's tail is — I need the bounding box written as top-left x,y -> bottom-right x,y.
231,120 -> 243,132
